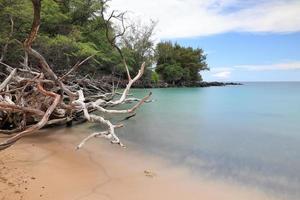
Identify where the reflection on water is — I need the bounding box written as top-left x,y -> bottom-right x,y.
92,83 -> 300,200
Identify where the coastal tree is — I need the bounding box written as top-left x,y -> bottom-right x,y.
156,41 -> 209,86
118,20 -> 157,82
0,0 -> 128,76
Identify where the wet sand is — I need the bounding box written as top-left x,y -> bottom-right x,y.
0,127 -> 280,200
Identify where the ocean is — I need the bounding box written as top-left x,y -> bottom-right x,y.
107,82 -> 300,199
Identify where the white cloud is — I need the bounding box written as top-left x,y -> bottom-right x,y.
207,60 -> 300,80
212,71 -> 232,79
209,67 -> 233,79
234,61 -> 300,71
109,0 -> 300,38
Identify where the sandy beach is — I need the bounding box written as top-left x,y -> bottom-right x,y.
0,126 -> 279,200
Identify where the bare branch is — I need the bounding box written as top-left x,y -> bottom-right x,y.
101,8 -> 131,80
59,54 -> 95,81
0,80 -> 61,150
110,62 -> 145,105
0,68 -> 16,91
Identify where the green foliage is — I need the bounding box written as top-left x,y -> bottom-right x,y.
157,63 -> 184,84
151,71 -> 159,84
0,0 -> 208,86
0,0 -> 32,64
119,20 -> 157,81
0,0 -> 32,32
156,41 -> 209,85
40,0 -> 70,36
0,0 -> 126,75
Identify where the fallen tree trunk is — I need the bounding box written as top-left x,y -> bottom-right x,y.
0,0 -> 151,150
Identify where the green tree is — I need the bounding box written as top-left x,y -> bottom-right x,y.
155,41 -> 209,85
0,0 -> 32,64
0,0 -> 123,76
119,20 -> 157,81
151,71 -> 159,84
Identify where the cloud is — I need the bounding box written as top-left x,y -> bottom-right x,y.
212,71 -> 232,79
207,61 -> 300,80
109,0 -> 300,38
210,67 -> 233,79
234,61 -> 300,71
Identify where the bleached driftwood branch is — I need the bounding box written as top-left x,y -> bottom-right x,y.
75,87 -> 151,149
0,0 -> 151,150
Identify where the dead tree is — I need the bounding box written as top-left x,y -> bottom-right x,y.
0,0 -> 151,150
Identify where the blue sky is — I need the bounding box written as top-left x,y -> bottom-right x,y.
172,32 -> 300,81
110,0 -> 300,81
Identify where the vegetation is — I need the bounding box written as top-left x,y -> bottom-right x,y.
0,0 -> 155,81
0,0 -> 224,152
151,71 -> 159,84
119,20 -> 157,82
0,0 -> 151,150
156,41 -> 209,86
0,0 -> 208,87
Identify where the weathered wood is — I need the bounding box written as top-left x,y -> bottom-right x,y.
0,69 -> 16,91
0,0 -> 151,150
0,80 -> 61,150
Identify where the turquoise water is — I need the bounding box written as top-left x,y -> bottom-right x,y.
104,83 -> 300,199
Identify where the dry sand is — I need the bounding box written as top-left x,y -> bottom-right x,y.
0,127 -> 280,200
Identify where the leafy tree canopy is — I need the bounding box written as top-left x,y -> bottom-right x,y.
156,41 -> 209,85
0,0 -> 152,78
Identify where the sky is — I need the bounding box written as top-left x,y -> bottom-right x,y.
109,0 -> 300,82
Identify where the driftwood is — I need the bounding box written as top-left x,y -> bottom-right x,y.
0,0 -> 151,150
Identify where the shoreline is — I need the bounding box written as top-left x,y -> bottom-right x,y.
99,75 -> 242,88
132,81 -> 243,88
0,126 -> 279,200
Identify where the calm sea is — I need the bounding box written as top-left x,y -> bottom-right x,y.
100,82 -> 300,199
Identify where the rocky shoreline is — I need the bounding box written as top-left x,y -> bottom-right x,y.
196,81 -> 243,87
130,81 -> 243,88
99,75 -> 242,88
